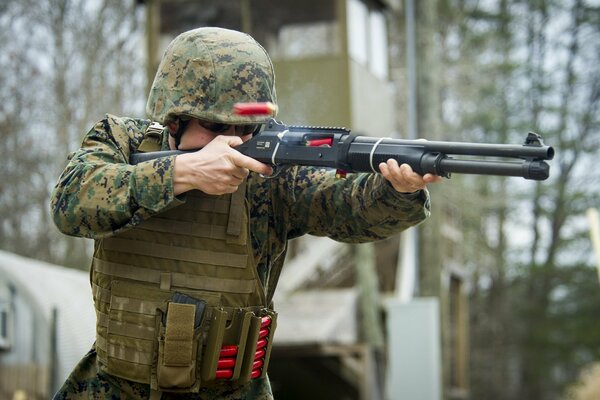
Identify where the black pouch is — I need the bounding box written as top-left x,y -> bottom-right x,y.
163,292 -> 206,328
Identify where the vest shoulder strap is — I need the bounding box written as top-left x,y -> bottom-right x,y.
137,121 -> 165,153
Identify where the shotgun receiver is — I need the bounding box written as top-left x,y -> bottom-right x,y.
131,119 -> 554,180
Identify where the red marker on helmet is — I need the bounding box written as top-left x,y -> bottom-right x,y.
233,102 -> 278,116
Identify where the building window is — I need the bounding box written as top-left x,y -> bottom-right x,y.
347,0 -> 389,80
271,21 -> 340,59
347,0 -> 369,65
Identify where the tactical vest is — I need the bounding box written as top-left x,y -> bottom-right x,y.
91,132 -> 277,393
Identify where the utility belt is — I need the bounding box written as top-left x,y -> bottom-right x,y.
96,282 -> 276,393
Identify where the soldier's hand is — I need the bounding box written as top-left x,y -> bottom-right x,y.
379,159 -> 442,193
174,135 -> 272,195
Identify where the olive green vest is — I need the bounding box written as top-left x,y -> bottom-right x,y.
91,178 -> 276,393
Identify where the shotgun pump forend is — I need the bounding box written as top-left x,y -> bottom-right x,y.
131,119 -> 555,181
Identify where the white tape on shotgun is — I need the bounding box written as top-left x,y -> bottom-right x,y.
370,137 -> 387,173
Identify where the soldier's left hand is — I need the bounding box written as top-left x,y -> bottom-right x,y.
379,159 -> 443,193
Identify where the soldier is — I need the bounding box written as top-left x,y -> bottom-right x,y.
50,27 -> 439,399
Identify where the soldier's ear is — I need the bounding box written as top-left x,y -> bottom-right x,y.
167,121 -> 179,136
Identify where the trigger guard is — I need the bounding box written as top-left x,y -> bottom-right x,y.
260,165 -> 288,179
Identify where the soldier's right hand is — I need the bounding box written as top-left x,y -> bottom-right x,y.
173,135 -> 273,195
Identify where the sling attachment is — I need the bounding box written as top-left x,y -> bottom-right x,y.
137,122 -> 165,153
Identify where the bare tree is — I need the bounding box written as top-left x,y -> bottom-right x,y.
434,0 -> 600,398
0,0 -> 145,268
517,0 -> 600,398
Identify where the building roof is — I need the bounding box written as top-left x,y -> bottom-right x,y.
0,250 -> 95,383
274,288 -> 358,345
274,236 -> 359,345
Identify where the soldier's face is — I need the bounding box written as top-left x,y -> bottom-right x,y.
174,119 -> 254,150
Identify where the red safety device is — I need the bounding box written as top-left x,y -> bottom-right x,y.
335,169 -> 348,179
307,138 -> 334,147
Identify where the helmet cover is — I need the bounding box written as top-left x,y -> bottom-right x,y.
146,27 -> 277,125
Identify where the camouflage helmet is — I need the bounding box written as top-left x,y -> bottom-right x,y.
146,27 -> 277,125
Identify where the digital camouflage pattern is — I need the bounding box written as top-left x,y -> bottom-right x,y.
51,25 -> 429,400
51,114 -> 431,297
146,27 -> 277,126
50,114 -> 430,399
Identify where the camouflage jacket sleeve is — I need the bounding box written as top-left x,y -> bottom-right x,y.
286,167 -> 430,242
50,114 -> 179,239
247,166 -> 430,297
248,166 -> 430,252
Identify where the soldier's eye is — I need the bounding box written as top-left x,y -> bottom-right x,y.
199,121 -> 260,136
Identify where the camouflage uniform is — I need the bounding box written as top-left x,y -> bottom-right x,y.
50,28 -> 430,400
